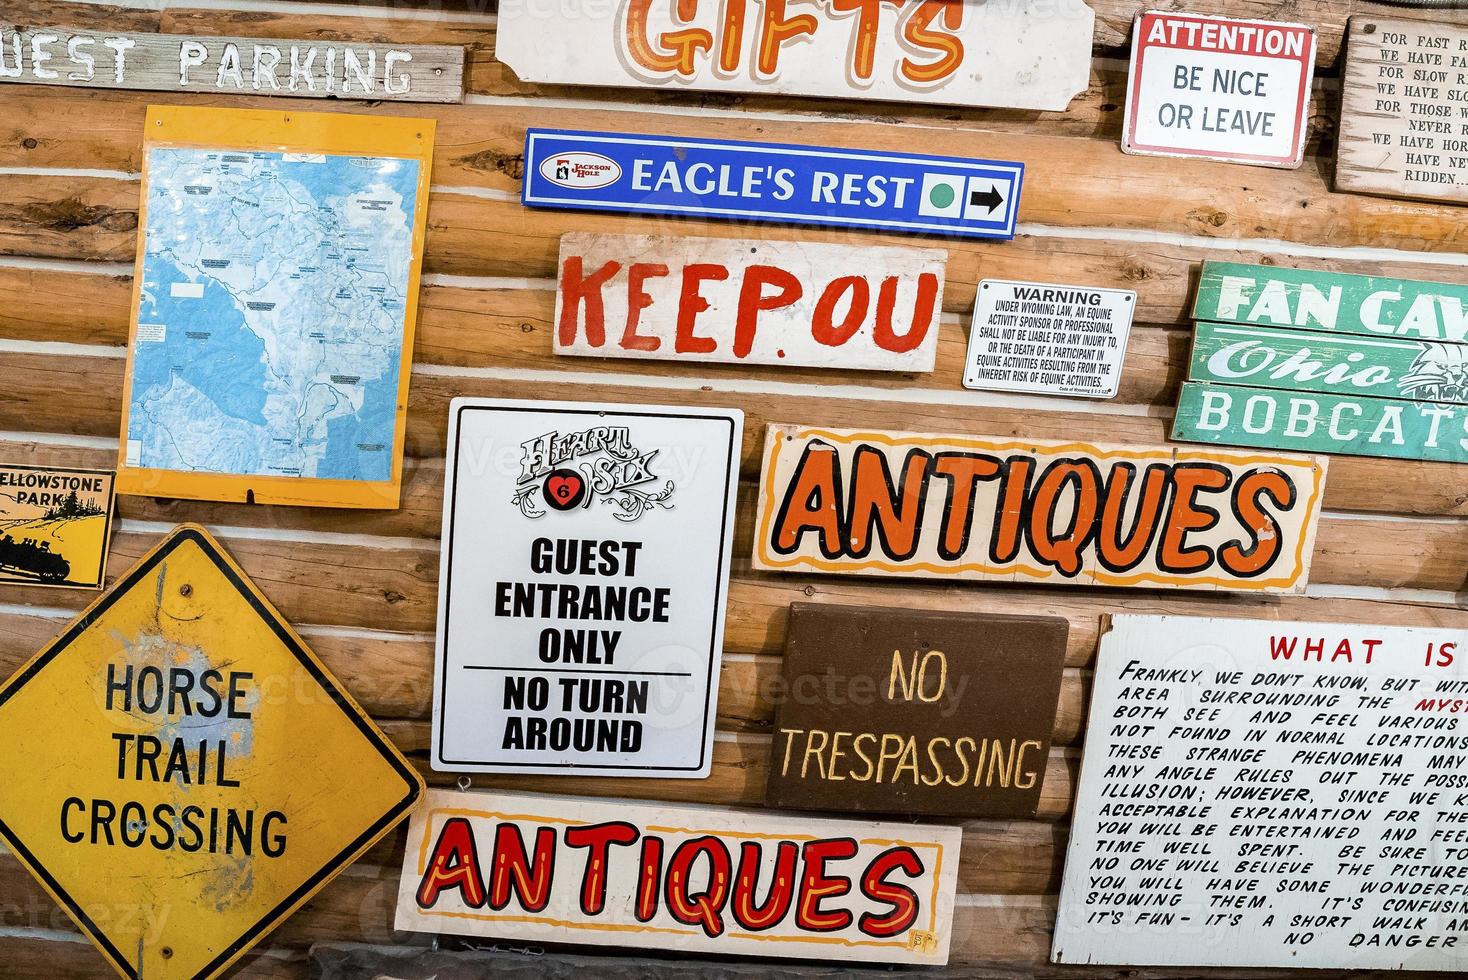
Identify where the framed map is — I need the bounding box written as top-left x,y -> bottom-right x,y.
116,106 -> 434,508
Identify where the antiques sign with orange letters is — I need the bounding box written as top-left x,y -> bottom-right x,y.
751,425 -> 1327,592
395,788 -> 961,965
766,604 -> 1068,817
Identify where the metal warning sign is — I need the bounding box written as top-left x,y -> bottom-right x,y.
0,524 -> 423,980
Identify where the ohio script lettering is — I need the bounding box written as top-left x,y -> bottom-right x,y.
752,425 -> 1326,592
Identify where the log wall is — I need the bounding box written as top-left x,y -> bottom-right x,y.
0,0 -> 1465,976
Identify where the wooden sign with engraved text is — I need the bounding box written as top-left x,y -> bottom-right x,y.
1336,17 -> 1468,205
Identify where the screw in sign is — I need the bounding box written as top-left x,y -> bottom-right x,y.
1122,12 -> 1317,169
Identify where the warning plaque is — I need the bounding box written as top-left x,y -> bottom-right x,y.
0,524 -> 423,980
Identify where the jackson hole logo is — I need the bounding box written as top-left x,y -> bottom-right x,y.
1401,343 -> 1468,402
538,151 -> 622,190
512,426 -> 674,523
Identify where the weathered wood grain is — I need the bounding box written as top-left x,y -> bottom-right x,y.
6,349 -> 1468,518
3,110 -> 1465,263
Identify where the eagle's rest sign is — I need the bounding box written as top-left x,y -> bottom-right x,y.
395,789 -> 961,965
0,24 -> 465,101
751,425 -> 1326,592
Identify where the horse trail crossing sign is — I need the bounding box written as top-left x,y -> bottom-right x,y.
522,129 -> 1023,241
0,524 -> 423,980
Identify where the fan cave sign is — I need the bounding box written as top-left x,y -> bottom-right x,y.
751,426 -> 1326,592
495,0 -> 1095,112
395,789 -> 961,965
432,399 -> 742,777
1178,262 -> 1468,463
554,233 -> 946,372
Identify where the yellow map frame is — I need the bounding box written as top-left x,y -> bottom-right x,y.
116,105 -> 435,508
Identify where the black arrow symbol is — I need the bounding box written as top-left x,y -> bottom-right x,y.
969,184 -> 1005,214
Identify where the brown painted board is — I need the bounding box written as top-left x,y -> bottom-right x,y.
766,603 -> 1068,818
1336,17 -> 1468,205
0,24 -> 465,102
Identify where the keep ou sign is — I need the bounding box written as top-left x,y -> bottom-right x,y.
555,234 -> 947,371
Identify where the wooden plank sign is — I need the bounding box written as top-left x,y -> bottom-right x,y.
751,425 -> 1327,593
962,279 -> 1135,398
1192,261 -> 1468,342
1123,12 -> 1316,168
495,0 -> 1095,112
432,399 -> 742,777
1178,262 -> 1468,464
1337,17 -> 1468,205
766,604 -> 1068,817
555,234 -> 946,372
0,24 -> 465,102
0,463 -> 115,589
396,788 -> 962,965
0,525 -> 423,980
1054,613 -> 1468,971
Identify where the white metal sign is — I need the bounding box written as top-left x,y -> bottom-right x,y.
1054,614 -> 1468,971
397,789 -> 962,965
1123,12 -> 1316,168
496,0 -> 1095,112
963,280 -> 1135,398
431,399 -> 742,778
556,233 -> 946,372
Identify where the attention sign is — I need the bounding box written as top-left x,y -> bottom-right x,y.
396,788 -> 962,965
0,463 -> 115,589
0,525 -> 423,980
523,129 -> 1023,241
766,603 -> 1067,817
432,399 -> 741,777
1337,17 -> 1468,205
751,424 -> 1327,593
555,233 -> 946,371
495,0 -> 1094,111
1123,11 -> 1316,168
1054,614 -> 1468,971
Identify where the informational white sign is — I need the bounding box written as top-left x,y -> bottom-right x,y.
556,233 -> 946,372
1054,614 -> 1468,971
431,399 -> 742,778
1123,12 -> 1316,168
397,789 -> 962,965
495,0 -> 1095,112
963,280 -> 1135,398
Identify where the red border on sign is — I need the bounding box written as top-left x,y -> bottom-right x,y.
1124,11 -> 1315,166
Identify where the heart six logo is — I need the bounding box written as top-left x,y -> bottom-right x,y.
512,426 -> 675,523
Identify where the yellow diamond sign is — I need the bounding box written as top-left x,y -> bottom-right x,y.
0,525 -> 423,979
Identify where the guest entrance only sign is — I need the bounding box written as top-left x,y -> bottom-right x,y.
751,425 -> 1327,593
1123,12 -> 1316,168
1054,614 -> 1468,971
397,789 -> 962,965
431,399 -> 741,777
495,0 -> 1095,111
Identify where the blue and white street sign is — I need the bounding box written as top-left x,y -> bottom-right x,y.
522,129 -> 1023,241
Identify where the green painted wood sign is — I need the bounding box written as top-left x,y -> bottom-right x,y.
1189,321 -> 1468,406
1192,262 -> 1468,342
1173,382 -> 1468,464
